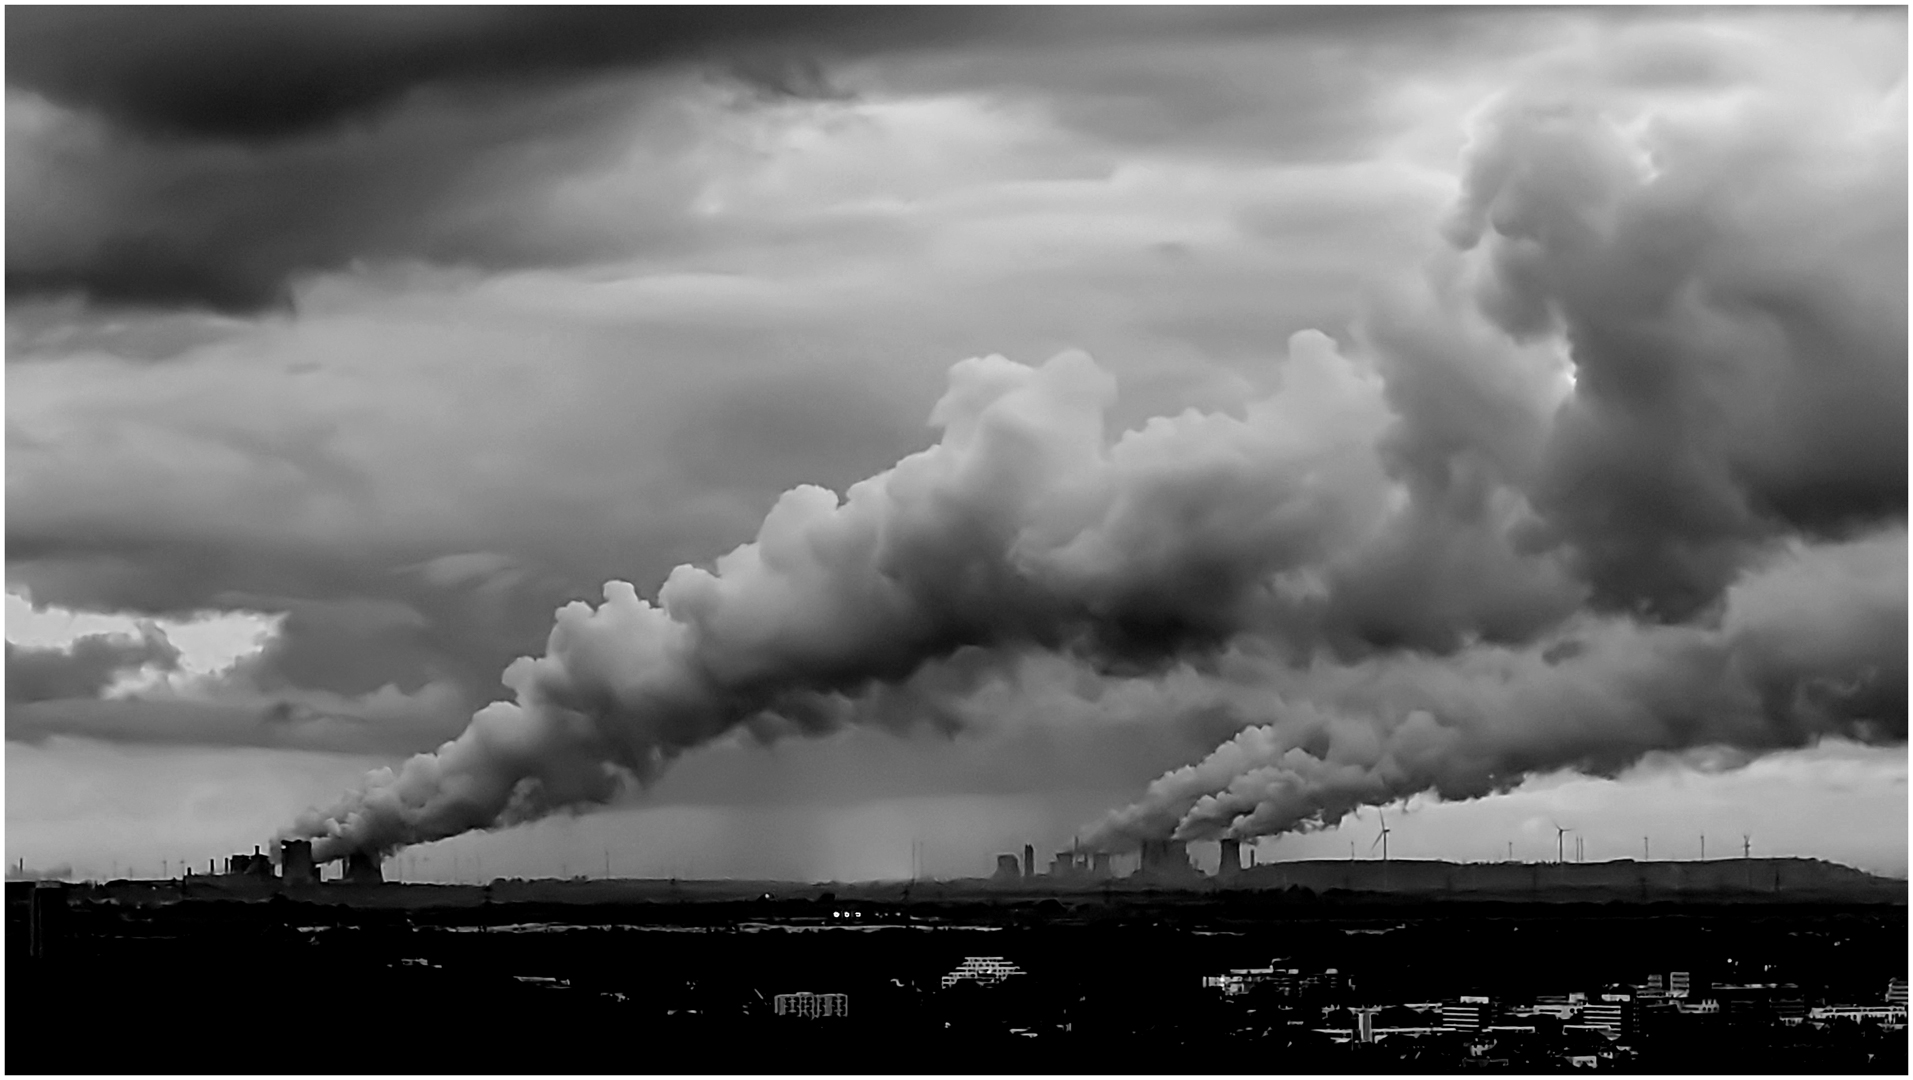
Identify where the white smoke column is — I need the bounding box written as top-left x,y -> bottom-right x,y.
1082,527 -> 1907,849
287,14 -> 1905,863
1075,15 -> 1907,854
289,335 -> 1401,859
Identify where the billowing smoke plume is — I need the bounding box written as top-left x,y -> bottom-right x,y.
287,334 -> 1411,859
1083,528 -> 1906,848
287,18 -> 1904,862
1083,18 -> 1908,849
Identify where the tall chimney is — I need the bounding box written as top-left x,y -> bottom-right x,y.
1022,844 -> 1035,880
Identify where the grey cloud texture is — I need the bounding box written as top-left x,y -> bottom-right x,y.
3,6 -> 1636,313
6,683 -> 469,757
4,9 -> 1900,870
3,7 -> 1012,141
1448,30 -> 1907,618
6,624 -> 179,704
282,12 -> 1905,861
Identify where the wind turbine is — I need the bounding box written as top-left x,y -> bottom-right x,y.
1553,822 -> 1569,864
1370,809 -> 1392,862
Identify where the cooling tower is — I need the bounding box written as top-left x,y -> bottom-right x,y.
343,850 -> 384,885
1137,839 -> 1195,879
280,839 -> 316,885
994,854 -> 1023,881
1218,837 -> 1242,881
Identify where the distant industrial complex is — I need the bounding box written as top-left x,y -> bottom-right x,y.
11,832 -> 1902,905
984,838 -> 1898,899
104,838 -> 386,890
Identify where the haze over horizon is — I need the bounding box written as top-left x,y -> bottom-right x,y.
6,7 -> 1906,883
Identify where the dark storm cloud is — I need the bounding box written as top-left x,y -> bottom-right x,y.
7,6 -> 995,312
4,5 -> 1541,313
7,72 -> 698,312
5,626 -> 179,704
4,6 -> 1001,141
5,6 -> 1503,141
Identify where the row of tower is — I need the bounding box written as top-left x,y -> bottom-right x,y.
991,836 -> 1256,883
208,840 -> 381,885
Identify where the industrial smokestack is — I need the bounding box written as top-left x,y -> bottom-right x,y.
1022,844 -> 1035,881
1135,839 -> 1195,880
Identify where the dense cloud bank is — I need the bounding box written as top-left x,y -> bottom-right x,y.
6,626 -> 179,704
3,6 -> 1429,312
3,6 -> 1482,142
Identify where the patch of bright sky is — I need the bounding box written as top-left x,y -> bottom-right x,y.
5,591 -> 282,683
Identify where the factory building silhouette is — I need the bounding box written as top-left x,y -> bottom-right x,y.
25,833 -> 1899,898
978,838 -> 1895,899
165,840 -> 387,888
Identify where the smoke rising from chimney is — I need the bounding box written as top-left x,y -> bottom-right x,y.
287,331 -> 1408,860
1082,527 -> 1906,849
285,20 -> 1904,863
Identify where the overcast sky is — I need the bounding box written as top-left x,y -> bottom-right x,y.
6,6 -> 1906,882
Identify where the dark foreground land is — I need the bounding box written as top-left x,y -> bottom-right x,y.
9,880 -> 1907,1074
